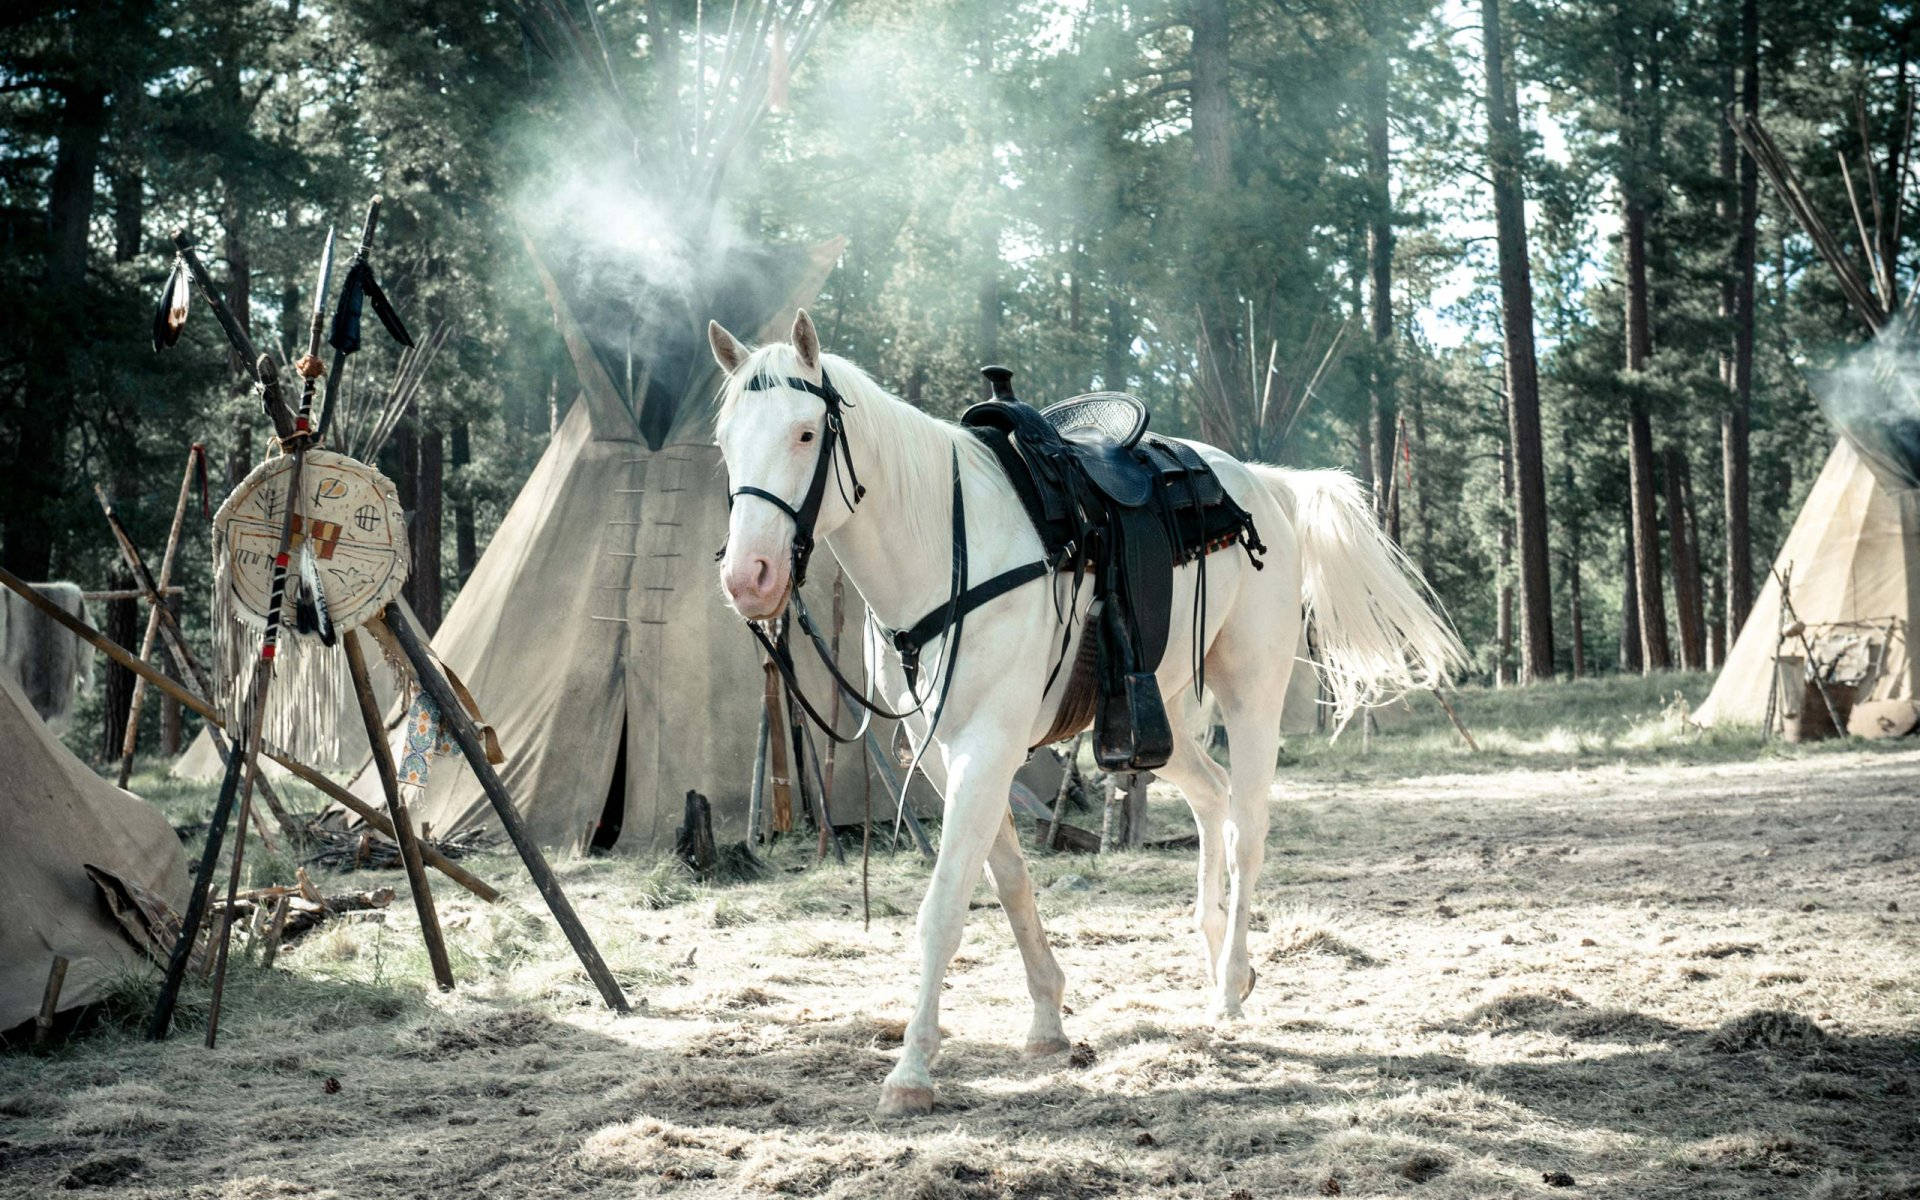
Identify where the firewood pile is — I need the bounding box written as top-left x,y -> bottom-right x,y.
302,824 -> 491,874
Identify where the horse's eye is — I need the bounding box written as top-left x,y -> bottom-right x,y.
799,430 -> 815,443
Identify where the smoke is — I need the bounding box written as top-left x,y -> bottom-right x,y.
513,112 -> 751,359
1811,313 -> 1920,493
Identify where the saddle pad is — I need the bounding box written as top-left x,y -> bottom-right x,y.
1042,392 -> 1148,448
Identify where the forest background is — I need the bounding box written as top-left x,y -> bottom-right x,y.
2,0 -> 1912,760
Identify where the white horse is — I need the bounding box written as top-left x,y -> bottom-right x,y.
710,310 -> 1461,1116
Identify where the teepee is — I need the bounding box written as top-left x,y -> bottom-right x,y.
1701,108 -> 1920,729
1,672 -> 187,1033
1694,439 -> 1919,726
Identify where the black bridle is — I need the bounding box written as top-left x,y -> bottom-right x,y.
723,367 -> 942,742
726,368 -> 864,591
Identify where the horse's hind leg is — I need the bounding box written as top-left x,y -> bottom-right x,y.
1151,692 -> 1233,985
984,810 -> 1069,1055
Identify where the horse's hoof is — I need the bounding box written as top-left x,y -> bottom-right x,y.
1024,1037 -> 1073,1057
877,1082 -> 936,1117
1240,965 -> 1258,1002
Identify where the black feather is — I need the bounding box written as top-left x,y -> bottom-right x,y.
361,270 -> 415,348
329,261 -> 368,354
298,543 -> 337,647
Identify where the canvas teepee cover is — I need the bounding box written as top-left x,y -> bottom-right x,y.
1694,438 -> 1920,726
0,673 -> 187,1032
366,235 -> 905,853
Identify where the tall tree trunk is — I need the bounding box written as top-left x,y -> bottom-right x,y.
1485,0 -> 1555,681
3,83 -> 105,578
1411,386 -> 1433,582
1665,447 -> 1706,669
102,569 -> 137,762
1682,455 -> 1711,668
1497,392 -> 1516,688
412,423 -> 444,633
1618,15 -> 1671,673
1568,549 -> 1587,680
450,419 -> 478,582
1620,507 -> 1643,674
976,24 -> 1001,366
1562,428 -> 1585,679
1191,0 -> 1244,432
1724,0 -> 1758,650
1191,0 -> 1232,191
111,159 -> 141,263
1365,28 -> 1396,536
1104,293 -> 1133,392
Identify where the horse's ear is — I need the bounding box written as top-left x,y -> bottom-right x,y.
791,309 -> 821,372
708,320 -> 748,374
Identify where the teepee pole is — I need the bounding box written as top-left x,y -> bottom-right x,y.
379,603 -> 631,1014
116,443 -> 203,788
344,628 -> 455,991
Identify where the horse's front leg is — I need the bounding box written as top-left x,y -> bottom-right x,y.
878,733 -> 1025,1117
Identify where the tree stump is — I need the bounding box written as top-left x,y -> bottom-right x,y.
675,790 -> 718,880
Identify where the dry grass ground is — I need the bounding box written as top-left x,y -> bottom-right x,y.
4,672 -> 1918,1198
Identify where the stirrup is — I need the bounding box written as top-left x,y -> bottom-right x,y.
1095,672 -> 1173,771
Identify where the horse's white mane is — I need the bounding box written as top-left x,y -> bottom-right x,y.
715,342 -> 999,552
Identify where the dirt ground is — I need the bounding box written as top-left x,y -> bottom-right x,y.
4,727 -> 1919,1198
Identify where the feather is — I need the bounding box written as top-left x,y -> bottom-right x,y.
151,258 -> 191,352
361,270 -> 415,348
329,261 -> 368,354
296,542 -> 336,647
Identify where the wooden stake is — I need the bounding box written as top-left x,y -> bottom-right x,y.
763,661 -> 795,833
1044,737 -> 1081,852
0,566 -> 497,903
344,628 -> 454,991
1775,567 -> 1848,739
380,604 -> 630,1014
33,956 -> 68,1047
746,703 -> 770,844
258,895 -> 292,970
117,444 -> 201,787
817,577 -> 845,863
1430,687 -> 1479,751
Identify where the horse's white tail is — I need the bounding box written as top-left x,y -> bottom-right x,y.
1248,465 -> 1465,721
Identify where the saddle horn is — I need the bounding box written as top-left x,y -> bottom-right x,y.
980,364 -> 1015,401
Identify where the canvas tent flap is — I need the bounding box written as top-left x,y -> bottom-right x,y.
1,673 -> 187,1032
368,401 -> 630,847
1696,439 -> 1919,726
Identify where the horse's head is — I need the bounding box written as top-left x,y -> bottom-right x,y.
711,309 -> 854,620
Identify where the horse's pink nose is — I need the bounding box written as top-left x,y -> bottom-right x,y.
723,553 -> 783,615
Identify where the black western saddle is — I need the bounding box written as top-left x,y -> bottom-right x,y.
958,366 -> 1264,771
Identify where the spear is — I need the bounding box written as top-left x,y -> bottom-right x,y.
150,220 -> 343,1044
203,226 -> 342,1046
